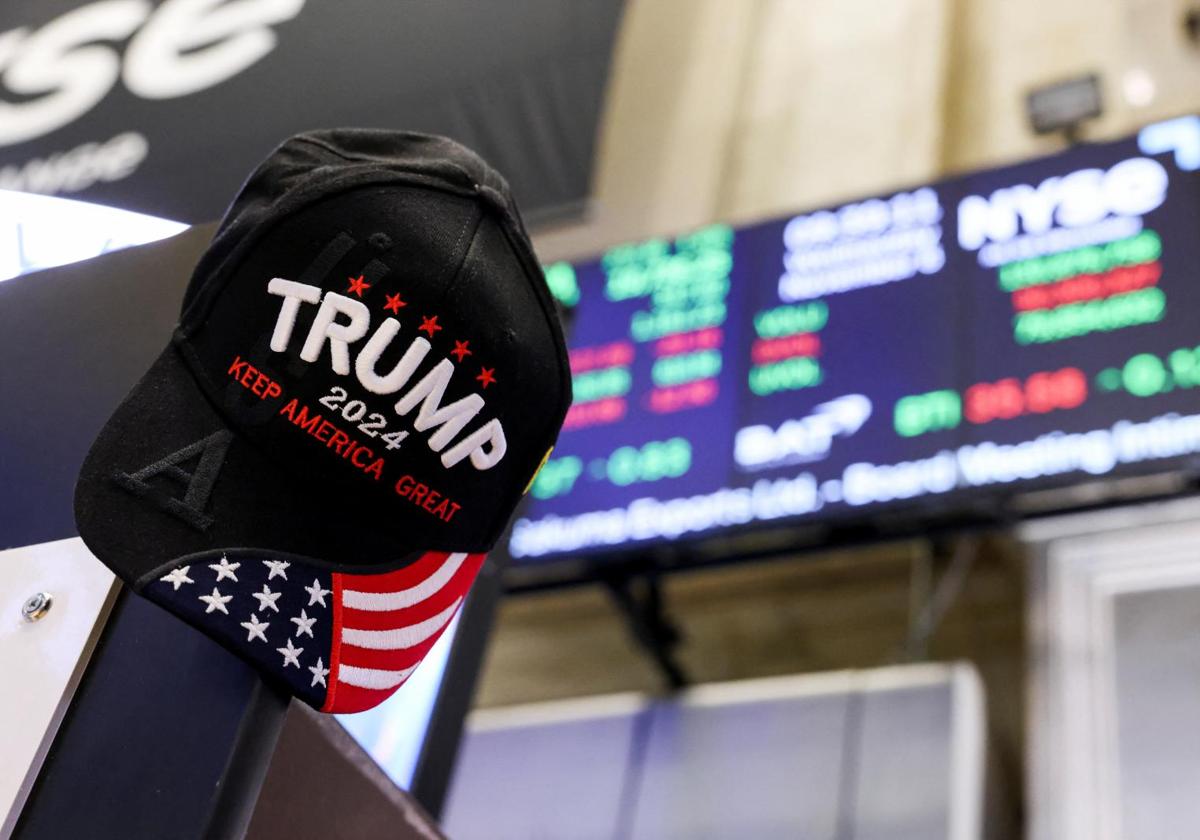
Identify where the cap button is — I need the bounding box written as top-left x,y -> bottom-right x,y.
474,183 -> 509,214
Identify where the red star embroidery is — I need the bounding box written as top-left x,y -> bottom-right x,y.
476,367 -> 496,389
419,315 -> 442,337
346,275 -> 371,297
383,293 -> 406,314
451,340 -> 472,362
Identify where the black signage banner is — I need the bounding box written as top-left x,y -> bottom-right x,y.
0,0 -> 624,222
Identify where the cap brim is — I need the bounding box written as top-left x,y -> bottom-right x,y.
75,342 -> 418,587
136,543 -> 485,713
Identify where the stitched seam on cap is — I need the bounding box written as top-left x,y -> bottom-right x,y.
493,219 -> 573,420
179,173 -> 481,335
291,135 -> 480,192
439,205 -> 484,298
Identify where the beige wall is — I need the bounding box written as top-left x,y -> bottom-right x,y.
478,539 -> 1025,708
534,0 -> 1200,263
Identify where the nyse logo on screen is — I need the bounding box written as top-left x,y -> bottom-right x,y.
0,0 -> 306,148
956,157 -> 1168,267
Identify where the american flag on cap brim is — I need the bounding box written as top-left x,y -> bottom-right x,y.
145,550 -> 485,712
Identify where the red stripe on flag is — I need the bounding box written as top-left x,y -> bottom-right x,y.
338,551 -> 453,593
327,682 -> 407,715
340,554 -> 483,631
337,622 -> 453,671
323,553 -> 487,713
321,572 -> 345,713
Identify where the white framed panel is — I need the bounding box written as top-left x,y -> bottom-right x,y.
1024,497 -> 1200,840
0,538 -> 118,837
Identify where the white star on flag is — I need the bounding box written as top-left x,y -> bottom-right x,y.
308,657 -> 330,688
277,638 -> 303,668
304,579 -> 331,608
209,555 -> 241,582
240,614 -> 269,643
290,610 -> 317,638
199,587 -> 232,615
263,560 -> 290,580
252,584 -> 282,613
160,566 -> 194,590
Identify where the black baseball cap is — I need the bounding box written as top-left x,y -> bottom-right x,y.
74,130 -> 571,712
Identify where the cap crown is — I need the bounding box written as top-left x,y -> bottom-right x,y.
174,131 -> 570,561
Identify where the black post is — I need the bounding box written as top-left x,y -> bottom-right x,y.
13,592 -> 289,840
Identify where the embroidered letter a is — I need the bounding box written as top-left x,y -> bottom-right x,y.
112,430 -> 233,531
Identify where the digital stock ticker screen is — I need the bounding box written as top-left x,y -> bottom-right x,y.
510,116 -> 1200,564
